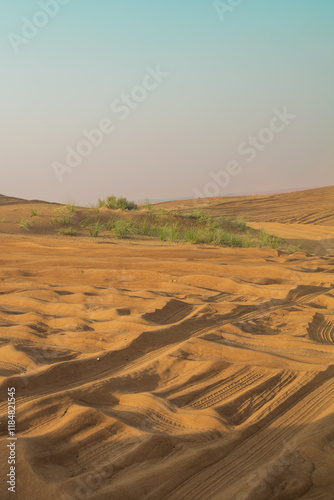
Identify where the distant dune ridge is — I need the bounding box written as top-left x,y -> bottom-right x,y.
153,185 -> 334,225
0,186 -> 334,499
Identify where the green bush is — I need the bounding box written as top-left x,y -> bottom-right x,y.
234,216 -> 247,231
112,220 -> 132,238
98,198 -> 106,208
184,227 -> 200,244
212,229 -> 243,247
62,214 -> 73,225
105,218 -> 117,231
157,226 -> 168,241
88,222 -> 105,237
105,195 -> 137,211
166,223 -> 180,242
137,219 -> 151,235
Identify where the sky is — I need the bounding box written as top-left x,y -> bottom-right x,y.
0,0 -> 333,205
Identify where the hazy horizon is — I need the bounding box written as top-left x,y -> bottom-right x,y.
1,0 -> 333,205
1,184 -> 332,207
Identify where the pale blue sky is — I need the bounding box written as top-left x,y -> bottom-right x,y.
1,0 -> 333,204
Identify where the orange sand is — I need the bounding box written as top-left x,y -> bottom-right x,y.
0,188 -> 334,499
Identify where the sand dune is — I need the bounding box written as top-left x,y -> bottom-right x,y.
0,188 -> 334,499
156,185 -> 334,226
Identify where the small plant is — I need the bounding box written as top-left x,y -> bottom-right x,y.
50,216 -> 58,225
66,203 -> 77,213
18,218 -> 32,230
166,223 -> 180,242
212,229 -> 243,247
206,217 -> 221,231
243,230 -> 255,248
56,226 -> 77,236
270,234 -> 283,249
112,220 -> 132,238
259,230 -> 270,246
184,227 -> 200,244
157,226 -> 168,241
243,237 -> 256,248
62,214 -> 73,225
80,217 -> 93,228
145,199 -> 152,211
98,198 -> 106,208
137,219 -> 151,235
30,208 -> 39,217
105,218 -> 117,231
191,208 -> 210,223
258,230 -> 284,249
88,221 -> 105,237
228,234 -> 243,247
0,214 -> 7,223
212,229 -> 227,246
234,216 -> 247,231
194,229 -> 208,244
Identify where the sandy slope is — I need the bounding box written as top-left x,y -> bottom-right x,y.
155,185 -> 334,226
247,222 -> 334,254
0,228 -> 334,499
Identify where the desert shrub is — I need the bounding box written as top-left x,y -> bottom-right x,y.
87,221 -> 105,237
190,208 -> 210,223
50,216 -> 58,225
80,217 -> 95,228
18,218 -> 32,230
213,229 -> 243,247
136,219 -> 152,235
105,217 -> 118,231
206,217 -> 221,231
106,196 -> 137,211
270,234 -> 283,248
112,220 -> 132,238
243,237 -> 255,248
234,216 -> 247,231
184,227 -> 200,244
62,214 -> 73,225
259,230 -> 284,248
259,230 -> 270,246
98,198 -> 106,208
66,203 -> 77,212
166,223 -> 180,242
157,226 -> 168,241
56,227 -> 77,236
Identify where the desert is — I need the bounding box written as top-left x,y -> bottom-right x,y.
0,186 -> 333,499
